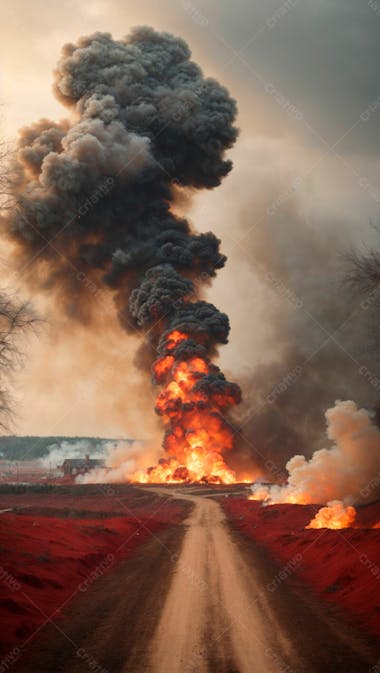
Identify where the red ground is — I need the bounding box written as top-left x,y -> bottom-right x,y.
223,498 -> 380,638
0,485 -> 187,656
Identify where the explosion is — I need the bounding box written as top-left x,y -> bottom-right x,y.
2,28 -> 243,483
132,328 -> 241,483
306,501 -> 357,530
250,400 -> 380,506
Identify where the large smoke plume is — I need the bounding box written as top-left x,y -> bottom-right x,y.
2,28 -> 241,480
251,400 -> 380,505
225,187 -> 379,479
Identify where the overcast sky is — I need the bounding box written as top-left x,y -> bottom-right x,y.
0,1 -> 379,436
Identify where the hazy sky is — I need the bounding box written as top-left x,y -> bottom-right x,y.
0,0 -> 379,437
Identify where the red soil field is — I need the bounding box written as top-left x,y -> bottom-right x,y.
223,498 -> 380,638
0,485 -> 187,656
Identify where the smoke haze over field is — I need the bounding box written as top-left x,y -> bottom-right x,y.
251,400 -> 380,505
0,3 -> 379,474
226,193 -> 379,478
3,27 -> 244,481
78,439 -> 162,483
39,438 -> 108,467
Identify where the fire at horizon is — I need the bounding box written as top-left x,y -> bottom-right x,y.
3,28 -> 248,485
131,330 -> 241,484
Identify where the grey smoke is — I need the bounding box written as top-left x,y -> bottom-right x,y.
39,438 -> 108,468
6,28 -> 237,332
3,27 -> 241,468
228,196 -> 379,480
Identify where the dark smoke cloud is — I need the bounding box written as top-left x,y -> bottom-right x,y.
165,301 -> 230,345
2,27 -> 241,466
129,265 -> 193,327
228,197 -> 379,480
4,27 -> 237,329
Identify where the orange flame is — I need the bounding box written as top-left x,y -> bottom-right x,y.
131,331 -> 241,484
164,330 -> 190,351
306,501 -> 356,530
248,487 -> 311,505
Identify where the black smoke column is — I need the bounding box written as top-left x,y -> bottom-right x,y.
4,27 -> 242,482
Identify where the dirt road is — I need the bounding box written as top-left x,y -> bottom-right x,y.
150,494 -> 294,673
15,490 -> 379,673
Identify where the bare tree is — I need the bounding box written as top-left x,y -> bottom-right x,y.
0,132 -> 37,429
0,133 -> 14,212
346,247 -> 380,294
346,234 -> 380,358
0,294 -> 36,429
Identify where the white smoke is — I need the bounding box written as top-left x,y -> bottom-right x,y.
39,438 -> 119,469
77,440 -> 161,483
250,400 -> 380,505
306,501 -> 356,529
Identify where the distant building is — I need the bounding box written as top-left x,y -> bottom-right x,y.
61,455 -> 105,477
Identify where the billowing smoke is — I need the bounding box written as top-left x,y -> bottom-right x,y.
250,400 -> 380,505
227,189 -> 378,479
39,438 -> 106,468
77,439 -> 160,484
305,501 -> 357,530
2,28 -> 241,481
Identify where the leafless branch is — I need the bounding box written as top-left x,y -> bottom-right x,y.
0,129 -> 39,430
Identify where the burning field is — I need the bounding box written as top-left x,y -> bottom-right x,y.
224,497 -> 380,640
2,27 -> 250,487
0,13 -> 380,673
2,482 -> 379,673
3,23 -> 380,495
